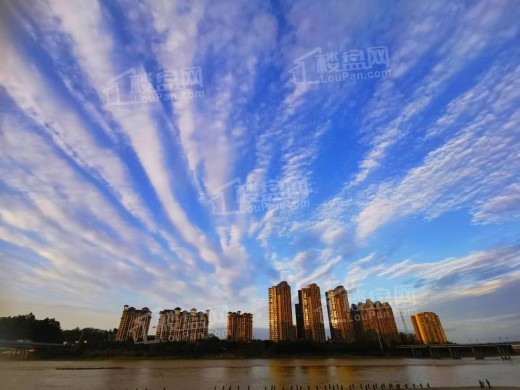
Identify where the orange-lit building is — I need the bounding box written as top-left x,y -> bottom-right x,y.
351,299 -> 399,345
411,312 -> 447,344
299,283 -> 326,342
115,305 -> 151,342
227,311 -> 253,341
155,307 -> 209,342
326,286 -> 355,343
295,295 -> 305,340
269,281 -> 295,341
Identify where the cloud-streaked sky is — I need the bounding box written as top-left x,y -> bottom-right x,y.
1,0 -> 519,342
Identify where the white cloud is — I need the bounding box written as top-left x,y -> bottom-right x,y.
355,102 -> 520,241
352,0 -> 520,185
473,183 -> 520,224
378,245 -> 520,304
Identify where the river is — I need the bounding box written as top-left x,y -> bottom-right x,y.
1,358 -> 519,389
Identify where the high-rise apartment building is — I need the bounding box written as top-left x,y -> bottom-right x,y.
295,296 -> 305,340
299,283 -> 326,342
155,307 -> 209,342
351,300 -> 399,345
115,305 -> 151,342
326,286 -> 355,343
227,311 -> 253,341
411,312 -> 447,344
269,281 -> 295,341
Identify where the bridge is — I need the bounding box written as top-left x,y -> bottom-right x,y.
0,340 -> 69,360
397,342 -> 515,360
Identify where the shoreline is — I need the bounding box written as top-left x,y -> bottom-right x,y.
428,388 -> 520,390
1,354 -> 518,361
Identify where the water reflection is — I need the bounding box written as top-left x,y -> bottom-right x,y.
336,364 -> 359,385
0,358 -> 518,390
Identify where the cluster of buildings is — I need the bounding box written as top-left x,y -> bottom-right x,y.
115,282 -> 448,346
269,281 -> 447,345
115,305 -> 209,342
115,304 -> 254,343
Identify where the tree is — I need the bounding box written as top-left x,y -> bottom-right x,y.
0,313 -> 63,343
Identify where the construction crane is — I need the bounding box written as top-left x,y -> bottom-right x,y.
400,311 -> 410,334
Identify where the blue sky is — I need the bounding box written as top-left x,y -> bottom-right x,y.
0,0 -> 519,342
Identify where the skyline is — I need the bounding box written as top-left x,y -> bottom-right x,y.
1,0 -> 520,344
109,280 -> 441,346
114,280 -> 428,343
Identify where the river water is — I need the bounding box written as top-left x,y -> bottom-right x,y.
1,358 -> 519,389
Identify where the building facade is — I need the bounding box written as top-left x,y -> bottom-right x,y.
351,300 -> 399,345
227,311 -> 253,341
155,307 -> 209,342
295,296 -> 305,340
411,312 -> 447,344
299,283 -> 326,342
326,286 -> 356,343
269,281 -> 295,341
115,305 -> 152,342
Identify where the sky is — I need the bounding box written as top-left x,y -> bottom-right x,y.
0,0 -> 519,343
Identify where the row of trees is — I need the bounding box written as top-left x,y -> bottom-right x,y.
62,327 -> 118,346
0,314 -> 117,346
0,313 -> 63,343
65,338 -> 389,359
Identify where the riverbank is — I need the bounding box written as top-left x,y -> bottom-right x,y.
2,339 -> 517,361
2,354 -> 519,364
0,353 -> 409,361
6,355 -> 519,361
